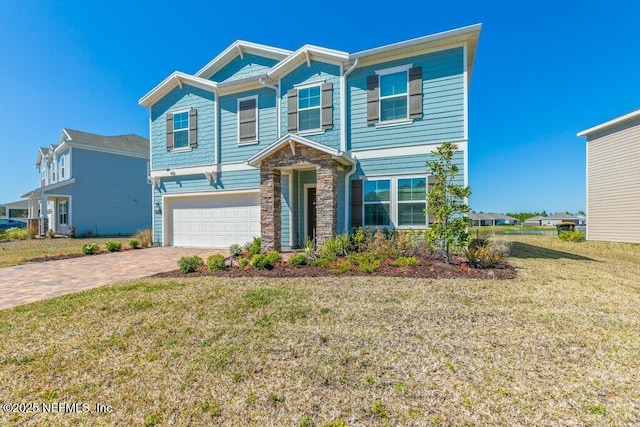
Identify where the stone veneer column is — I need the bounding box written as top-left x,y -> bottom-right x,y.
315,160 -> 338,250
260,165 -> 281,252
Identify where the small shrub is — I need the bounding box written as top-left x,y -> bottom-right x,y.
465,238 -> 509,268
389,256 -> 419,267
314,256 -> 335,268
47,229 -> 55,239
250,251 -> 282,270
1,227 -> 28,241
133,229 -> 153,247
348,253 -> 381,274
229,244 -> 243,258
238,257 -> 249,270
82,243 -> 99,255
207,254 -> 226,271
320,234 -> 349,258
244,237 -> 262,257
559,230 -> 585,242
129,238 -> 141,249
105,241 -> 122,252
303,239 -> 316,261
69,226 -> 76,238
27,223 -> 38,239
288,253 -> 307,266
178,255 -> 204,274
329,259 -> 353,274
85,230 -> 93,237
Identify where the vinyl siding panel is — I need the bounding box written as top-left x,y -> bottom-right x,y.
219,88 -> 277,163
587,117 -> 640,243
57,148 -> 151,236
348,47 -> 464,151
152,169 -> 260,244
210,54 -> 279,83
150,85 -> 215,170
280,62 -> 341,150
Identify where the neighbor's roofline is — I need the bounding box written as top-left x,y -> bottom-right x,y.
577,109 -> 640,137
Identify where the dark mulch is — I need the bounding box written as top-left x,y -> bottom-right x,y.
152,257 -> 516,280
27,253 -> 87,263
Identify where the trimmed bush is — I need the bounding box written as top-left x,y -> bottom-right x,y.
178,255 -> 204,274
105,241 -> 122,252
244,237 -> 262,257
82,243 -> 99,255
1,227 -> 28,241
238,257 -> 249,270
207,254 -> 226,271
250,251 -> 282,270
288,253 -> 307,266
47,229 -> 55,239
129,239 -> 141,249
559,231 -> 585,242
314,256 -> 335,268
329,259 -> 353,274
389,256 -> 419,267
348,253 -> 382,274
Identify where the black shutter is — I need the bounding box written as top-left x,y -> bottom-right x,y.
287,89 -> 298,133
239,98 -> 257,142
165,114 -> 174,151
189,109 -> 197,148
321,82 -> 333,129
366,75 -> 379,125
409,66 -> 423,119
351,179 -> 363,227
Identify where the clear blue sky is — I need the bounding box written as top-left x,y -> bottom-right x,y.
2,1 -> 639,214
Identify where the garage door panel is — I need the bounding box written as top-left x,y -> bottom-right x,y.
169,193 -> 261,248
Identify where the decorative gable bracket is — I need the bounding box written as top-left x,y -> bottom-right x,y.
149,176 -> 162,187
204,171 -> 218,184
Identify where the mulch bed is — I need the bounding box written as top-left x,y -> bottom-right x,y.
152,257 -> 516,280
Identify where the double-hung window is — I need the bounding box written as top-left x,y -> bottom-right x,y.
60,156 -> 65,179
379,71 -> 408,122
298,85 -> 321,131
173,111 -> 189,148
50,161 -> 56,183
59,201 -> 68,225
238,97 -> 258,144
363,180 -> 391,226
397,177 -> 427,226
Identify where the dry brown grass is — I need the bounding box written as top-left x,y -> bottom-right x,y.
1,235 -> 639,426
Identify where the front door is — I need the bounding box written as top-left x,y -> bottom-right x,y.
306,187 -> 316,242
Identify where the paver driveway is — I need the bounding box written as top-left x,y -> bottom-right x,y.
0,247 -> 221,310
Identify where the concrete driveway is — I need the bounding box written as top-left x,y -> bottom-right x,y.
0,247 -> 222,310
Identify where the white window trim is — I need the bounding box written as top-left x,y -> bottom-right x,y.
60,156 -> 66,180
363,178 -> 392,228
297,83 -> 323,133
237,95 -> 259,145
59,200 -> 68,225
396,175 -> 428,228
362,175 -> 429,229
378,68 -> 410,124
171,108 -> 191,151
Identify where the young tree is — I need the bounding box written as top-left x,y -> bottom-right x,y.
426,142 -> 471,264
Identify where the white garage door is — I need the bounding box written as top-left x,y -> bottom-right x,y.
168,193 -> 260,248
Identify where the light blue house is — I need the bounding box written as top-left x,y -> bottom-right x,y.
22,129 -> 151,236
139,24 -> 480,250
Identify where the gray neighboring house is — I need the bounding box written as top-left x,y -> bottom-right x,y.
578,110 -> 640,243
469,213 -> 519,226
540,213 -> 584,226
523,215 -> 546,226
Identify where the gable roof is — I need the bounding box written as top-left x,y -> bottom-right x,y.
195,40 -> 292,80
266,45 -> 350,79
545,213 -> 581,220
61,129 -> 149,155
577,109 -> 640,138
139,71 -> 218,107
246,133 -> 354,167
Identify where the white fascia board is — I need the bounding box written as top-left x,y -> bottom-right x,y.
351,24 -> 482,59
267,45 -> 350,79
195,40 -> 292,79
150,162 -> 255,179
139,72 -> 218,107
21,178 -> 77,198
351,139 -> 468,160
246,133 -> 350,166
577,109 -> 640,137
216,75 -> 268,96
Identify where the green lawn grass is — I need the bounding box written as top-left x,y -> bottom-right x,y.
0,237 -> 131,268
1,235 -> 639,425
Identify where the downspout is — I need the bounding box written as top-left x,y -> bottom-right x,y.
213,88 -> 219,168
341,59 -> 359,233
259,78 -> 280,138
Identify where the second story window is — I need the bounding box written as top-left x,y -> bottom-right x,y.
298,85 -> 321,131
60,156 -> 65,179
173,111 -> 189,149
50,161 -> 56,183
379,71 -> 408,122
238,96 -> 258,144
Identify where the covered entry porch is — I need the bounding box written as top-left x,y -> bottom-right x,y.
248,134 -> 354,252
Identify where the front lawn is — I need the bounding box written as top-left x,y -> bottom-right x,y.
0,237 -> 132,268
1,235 -> 639,425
